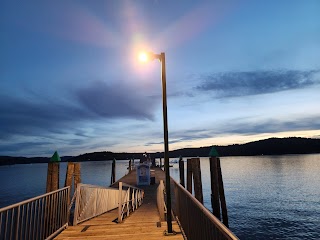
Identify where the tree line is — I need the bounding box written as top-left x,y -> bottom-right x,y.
1,137 -> 319,165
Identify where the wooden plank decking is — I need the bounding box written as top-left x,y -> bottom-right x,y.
55,168 -> 184,239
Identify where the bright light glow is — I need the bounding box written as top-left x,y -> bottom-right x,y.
138,52 -> 148,62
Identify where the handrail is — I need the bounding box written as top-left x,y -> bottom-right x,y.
171,178 -> 239,240
73,183 -> 144,225
0,187 -> 70,240
73,184 -> 119,225
117,182 -> 143,223
156,180 -> 166,220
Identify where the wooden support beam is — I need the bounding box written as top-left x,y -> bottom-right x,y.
111,159 -> 116,185
52,163 -> 60,191
74,163 -> 81,189
128,159 -> 132,173
217,158 -> 229,227
46,162 -> 59,193
191,158 -> 203,204
64,162 -> 74,188
186,159 -> 193,194
46,162 -> 53,193
179,158 -> 185,187
210,157 -> 221,219
64,162 -> 75,206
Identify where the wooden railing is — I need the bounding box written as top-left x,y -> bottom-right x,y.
172,179 -> 239,240
156,180 -> 166,221
0,187 -> 70,240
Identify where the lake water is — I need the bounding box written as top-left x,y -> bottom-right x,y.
1,154 -> 319,239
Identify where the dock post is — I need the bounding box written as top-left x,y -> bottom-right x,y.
46,163 -> 53,193
46,151 -> 61,193
128,159 -> 132,173
64,162 -> 74,188
192,158 -> 203,204
187,159 -> 193,194
217,157 -> 229,227
118,182 -> 123,223
210,156 -> 221,219
51,163 -> 59,190
111,159 -> 116,185
179,156 -> 185,187
64,162 -> 75,205
74,163 -> 81,189
209,147 -> 221,220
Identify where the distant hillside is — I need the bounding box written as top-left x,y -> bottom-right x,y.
160,137 -> 320,158
1,137 -> 319,165
68,151 -> 144,162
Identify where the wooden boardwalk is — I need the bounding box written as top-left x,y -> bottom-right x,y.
55,168 -> 184,239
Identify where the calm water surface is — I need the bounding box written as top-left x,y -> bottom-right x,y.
1,154 -> 319,239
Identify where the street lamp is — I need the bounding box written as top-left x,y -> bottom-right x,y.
139,51 -> 173,234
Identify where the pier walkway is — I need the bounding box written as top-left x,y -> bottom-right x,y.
55,168 -> 183,239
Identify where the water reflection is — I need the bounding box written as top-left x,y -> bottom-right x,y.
1,155 -> 319,239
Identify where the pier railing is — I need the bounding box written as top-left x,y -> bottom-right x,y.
117,182 -> 143,223
73,183 -> 143,225
0,187 -> 70,240
172,179 -> 239,240
156,180 -> 166,221
73,184 -> 119,225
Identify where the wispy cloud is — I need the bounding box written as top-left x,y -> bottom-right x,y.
0,80 -> 157,142
196,70 -> 320,98
76,81 -> 156,120
163,115 -> 320,145
219,116 -> 320,135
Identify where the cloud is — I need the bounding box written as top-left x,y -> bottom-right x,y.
219,116 -> 320,135
163,115 -> 320,145
0,80 -> 157,143
170,129 -> 212,143
76,81 -> 156,120
144,129 -> 213,147
196,70 -> 320,98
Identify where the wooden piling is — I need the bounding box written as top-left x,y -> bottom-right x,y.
64,162 -> 74,188
128,159 -> 132,173
186,159 -> 193,194
74,163 -> 81,189
179,157 -> 185,187
46,162 -> 59,193
64,162 -> 74,205
217,158 -> 229,227
191,158 -> 203,204
210,156 -> 221,219
51,163 -> 59,190
46,163 -> 53,193
111,159 -> 116,185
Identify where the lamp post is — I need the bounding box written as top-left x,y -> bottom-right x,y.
139,52 -> 173,234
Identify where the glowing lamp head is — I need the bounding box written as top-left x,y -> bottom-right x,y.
138,52 -> 148,62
